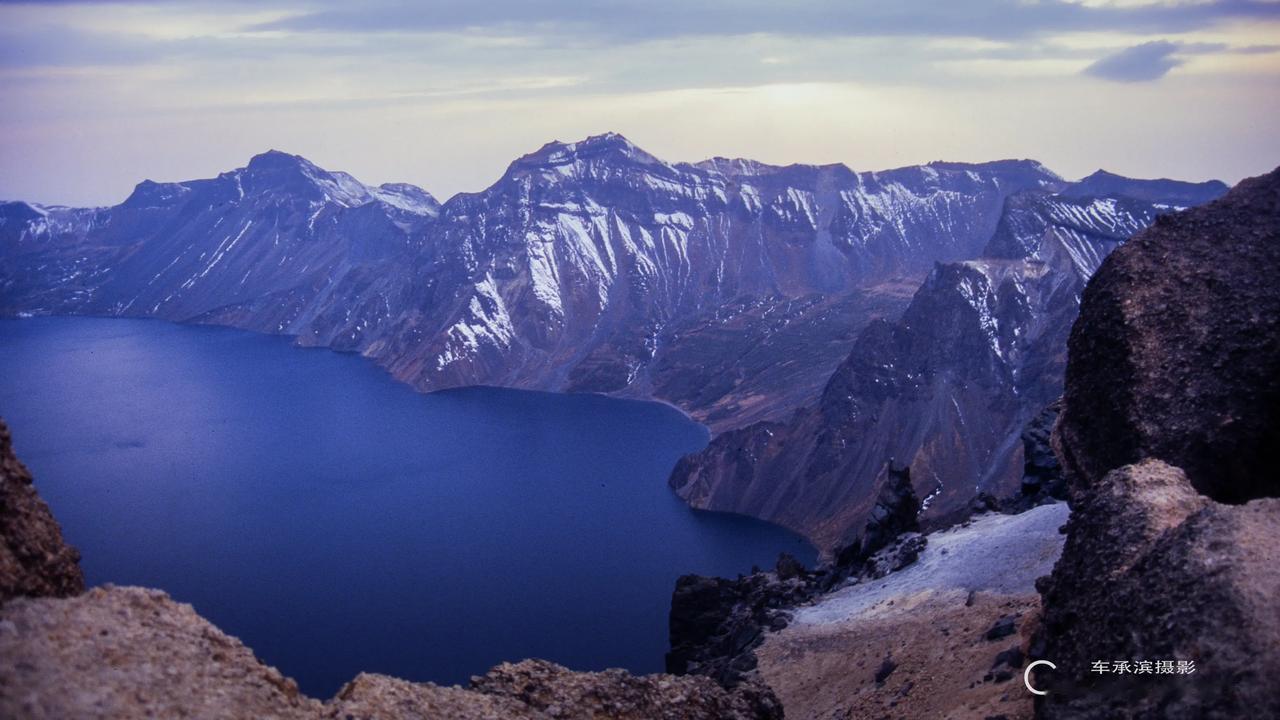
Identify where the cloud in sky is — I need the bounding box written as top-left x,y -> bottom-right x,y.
1084,39 -> 1187,81
1083,36 -> 1280,81
0,0 -> 1278,206
248,0 -> 1280,42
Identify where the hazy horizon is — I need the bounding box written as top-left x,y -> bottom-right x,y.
1,135 -> 1244,209
3,0 -> 1279,207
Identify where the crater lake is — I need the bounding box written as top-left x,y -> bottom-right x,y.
0,316 -> 815,696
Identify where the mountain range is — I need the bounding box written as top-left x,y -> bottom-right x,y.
0,134 -> 1227,550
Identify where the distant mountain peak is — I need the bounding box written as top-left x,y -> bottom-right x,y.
245,149 -> 315,172
692,157 -> 850,179
121,179 -> 194,210
573,131 -> 643,155
924,158 -> 1063,181
513,132 -> 661,171
231,151 -> 381,208
371,183 -> 440,216
1062,168 -> 1228,206
693,157 -> 777,176
1080,168 -> 1119,180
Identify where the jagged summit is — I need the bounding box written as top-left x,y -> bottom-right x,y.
514,132 -> 659,168
121,179 -> 195,210
692,157 -> 780,177
115,150 -> 439,214
692,157 -> 859,182
245,148 -> 315,171
927,158 -> 1060,176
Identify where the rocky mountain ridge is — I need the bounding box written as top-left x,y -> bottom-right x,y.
2,160 -> 1273,720
1,137 -> 1227,551
663,166 -> 1277,719
668,175 -> 1222,551
2,136 -> 1204,431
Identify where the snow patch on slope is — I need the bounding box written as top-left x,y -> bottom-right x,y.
435,275 -> 516,370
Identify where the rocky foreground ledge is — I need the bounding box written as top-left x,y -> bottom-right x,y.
0,585 -> 777,719
1032,166 -> 1280,719
0,422 -> 83,600
758,503 -> 1069,720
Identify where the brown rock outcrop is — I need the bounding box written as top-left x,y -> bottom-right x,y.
1054,167 -> 1280,501
0,418 -> 84,602
1035,461 -> 1280,719
1037,167 -> 1280,719
326,673 -> 550,720
470,658 -> 782,720
0,585 -> 322,720
757,502 -> 1071,720
0,584 -> 781,719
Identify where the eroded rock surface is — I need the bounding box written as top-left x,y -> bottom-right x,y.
1037,167 -> 1280,719
0,585 -> 783,720
327,673 -> 548,720
1054,167 -> 1280,501
0,418 -> 83,602
668,184 -> 1171,552
0,586 -> 322,720
1036,462 -> 1280,719
471,658 -> 781,720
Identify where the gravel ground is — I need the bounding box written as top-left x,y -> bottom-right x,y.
757,503 -> 1070,720
794,502 -> 1069,627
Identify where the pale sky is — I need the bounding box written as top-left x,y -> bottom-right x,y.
2,0 -> 1279,207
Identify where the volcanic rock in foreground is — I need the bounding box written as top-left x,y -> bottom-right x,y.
1054,167 -> 1280,500
0,586 -> 322,719
1037,167 -> 1280,719
1036,461 -> 1280,719
0,586 -> 781,720
0,419 -> 83,602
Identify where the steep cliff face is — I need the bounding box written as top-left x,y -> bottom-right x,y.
355,135 -> 1047,421
0,419 -> 83,602
1036,167 -> 1280,720
669,178 -> 1223,552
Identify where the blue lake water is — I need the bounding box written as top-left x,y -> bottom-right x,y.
0,316 -> 814,696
